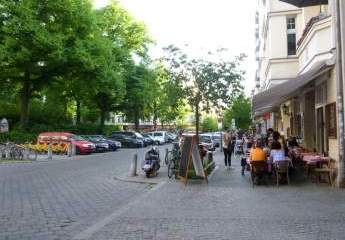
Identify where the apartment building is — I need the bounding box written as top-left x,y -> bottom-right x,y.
253,0 -> 345,186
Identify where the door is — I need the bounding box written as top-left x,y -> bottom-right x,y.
316,107 -> 324,153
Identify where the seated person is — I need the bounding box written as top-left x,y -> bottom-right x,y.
288,137 -> 299,148
250,141 -> 267,162
270,141 -> 285,163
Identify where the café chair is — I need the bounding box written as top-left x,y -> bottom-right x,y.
314,158 -> 334,186
250,161 -> 267,187
274,160 -> 290,187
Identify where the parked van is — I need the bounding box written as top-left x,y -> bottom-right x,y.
37,132 -> 96,154
147,131 -> 169,145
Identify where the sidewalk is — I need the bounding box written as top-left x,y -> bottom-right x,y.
80,150 -> 345,240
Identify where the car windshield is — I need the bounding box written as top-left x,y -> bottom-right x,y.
71,135 -> 85,141
134,132 -> 143,138
154,132 -> 163,137
89,136 -> 103,141
200,136 -> 211,143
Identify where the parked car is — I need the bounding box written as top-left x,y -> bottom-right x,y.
37,132 -> 96,154
82,135 -> 121,151
201,132 -> 221,148
166,132 -> 177,142
147,131 -> 169,145
199,135 -> 215,151
109,132 -> 144,148
141,133 -> 154,146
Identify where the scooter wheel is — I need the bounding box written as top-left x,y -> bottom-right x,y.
146,172 -> 150,178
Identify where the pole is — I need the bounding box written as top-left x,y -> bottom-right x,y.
334,0 -> 345,187
129,153 -> 138,177
47,142 -> 53,160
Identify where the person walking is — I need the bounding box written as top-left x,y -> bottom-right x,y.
227,136 -> 236,169
222,131 -> 231,169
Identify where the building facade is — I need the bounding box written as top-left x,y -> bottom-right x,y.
253,0 -> 345,186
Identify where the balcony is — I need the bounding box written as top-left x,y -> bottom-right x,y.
297,14 -> 329,48
296,14 -> 333,73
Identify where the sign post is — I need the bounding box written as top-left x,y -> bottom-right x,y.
178,135 -> 208,185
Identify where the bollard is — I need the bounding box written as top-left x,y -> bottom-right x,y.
128,153 -> 138,177
71,144 -> 76,156
47,143 -> 53,160
5,148 -> 10,159
67,144 -> 72,157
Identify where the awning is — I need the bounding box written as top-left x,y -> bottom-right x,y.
253,58 -> 335,116
279,0 -> 328,7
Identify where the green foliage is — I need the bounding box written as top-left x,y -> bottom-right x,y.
162,45 -> 246,135
201,116 -> 218,132
223,95 -> 252,130
0,130 -> 37,144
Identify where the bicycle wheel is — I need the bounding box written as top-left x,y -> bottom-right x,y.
168,159 -> 175,178
164,151 -> 171,165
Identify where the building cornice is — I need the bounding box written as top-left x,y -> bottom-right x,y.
268,9 -> 302,18
264,57 -> 299,78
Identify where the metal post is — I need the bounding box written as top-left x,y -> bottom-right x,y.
47,143 -> 53,160
165,148 -> 169,165
129,153 -> 138,177
67,144 -> 73,157
71,144 -> 76,156
220,131 -> 223,152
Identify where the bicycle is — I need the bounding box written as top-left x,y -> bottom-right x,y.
166,143 -> 181,179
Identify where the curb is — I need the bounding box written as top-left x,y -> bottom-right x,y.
113,174 -> 164,185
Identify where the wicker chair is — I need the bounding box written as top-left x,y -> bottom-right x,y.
250,161 -> 267,187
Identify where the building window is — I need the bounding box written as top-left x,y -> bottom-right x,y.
287,17 -> 296,56
326,102 -> 337,138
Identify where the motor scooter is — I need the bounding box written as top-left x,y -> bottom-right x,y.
142,146 -> 160,178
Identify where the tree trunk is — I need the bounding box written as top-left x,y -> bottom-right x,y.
153,103 -> 158,131
99,109 -> 106,134
195,102 -> 200,143
134,110 -> 140,131
20,73 -> 31,130
76,101 -> 81,125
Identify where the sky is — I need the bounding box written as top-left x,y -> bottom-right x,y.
93,0 -> 257,96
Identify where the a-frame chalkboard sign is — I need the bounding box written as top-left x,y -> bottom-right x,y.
178,135 -> 208,185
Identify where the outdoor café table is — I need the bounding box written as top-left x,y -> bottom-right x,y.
302,155 -> 330,179
302,155 -> 330,165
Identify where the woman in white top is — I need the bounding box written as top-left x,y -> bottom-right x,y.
270,141 -> 285,163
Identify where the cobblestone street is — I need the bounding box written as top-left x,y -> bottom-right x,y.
1,149 -> 345,240
0,147 -> 167,240
82,152 -> 345,240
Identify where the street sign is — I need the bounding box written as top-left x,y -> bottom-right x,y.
0,118 -> 9,133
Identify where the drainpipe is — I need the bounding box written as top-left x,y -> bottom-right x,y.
334,0 -> 345,187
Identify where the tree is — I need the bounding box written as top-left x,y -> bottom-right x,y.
162,45 -> 245,138
0,0 -> 96,129
223,95 -> 252,130
201,116 -> 218,132
149,64 -> 185,129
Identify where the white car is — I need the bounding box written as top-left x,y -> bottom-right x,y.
147,131 -> 169,145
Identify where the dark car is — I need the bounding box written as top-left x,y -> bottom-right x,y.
142,133 -> 154,146
109,133 -> 144,148
81,135 -> 110,152
82,135 -> 121,151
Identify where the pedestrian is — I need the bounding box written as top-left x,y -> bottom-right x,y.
227,136 -> 236,169
222,130 -> 230,169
